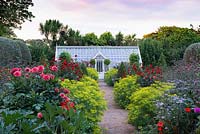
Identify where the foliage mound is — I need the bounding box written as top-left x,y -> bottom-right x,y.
89,59 -> 95,67
129,64 -> 163,87
128,82 -> 173,127
104,59 -> 111,65
183,43 -> 200,63
142,26 -> 200,66
86,67 -> 98,80
129,53 -> 139,65
61,76 -> 107,132
27,39 -> 54,62
139,80 -> 200,133
104,68 -> 118,86
58,59 -> 83,80
0,37 -> 31,66
59,52 -> 71,62
114,75 -> 139,109
0,65 -> 93,133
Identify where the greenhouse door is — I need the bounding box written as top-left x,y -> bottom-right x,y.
96,59 -> 104,79
94,52 -> 105,79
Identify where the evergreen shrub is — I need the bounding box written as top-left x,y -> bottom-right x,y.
183,43 -> 200,63
0,37 -> 31,66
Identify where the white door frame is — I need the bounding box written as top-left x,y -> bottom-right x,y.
93,51 -> 107,79
95,59 -> 104,79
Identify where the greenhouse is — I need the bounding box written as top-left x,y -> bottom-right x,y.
55,46 -> 142,79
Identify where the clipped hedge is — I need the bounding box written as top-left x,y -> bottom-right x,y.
61,76 -> 106,132
86,67 -> 98,80
128,82 -> 173,127
15,40 -> 31,64
104,68 -> 118,86
114,75 -> 139,109
183,42 -> 200,63
0,37 -> 31,66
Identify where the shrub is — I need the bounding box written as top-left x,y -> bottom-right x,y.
162,60 -> 200,83
15,39 -> 32,64
59,52 -> 71,62
117,62 -> 129,78
61,76 -> 107,132
128,82 -> 173,127
104,68 -> 118,86
129,53 -> 139,65
0,102 -> 90,134
114,75 -> 139,109
87,67 -> 98,80
143,26 -> 200,66
153,94 -> 197,134
139,80 -> 200,134
158,52 -> 167,68
104,59 -> 111,72
104,59 -> 111,65
58,59 -> 83,80
0,65 -> 93,133
89,59 -> 95,67
129,64 -> 162,87
183,43 -> 200,63
80,62 -> 88,75
0,65 -> 61,111
0,37 -> 31,66
139,38 -> 163,66
27,39 -> 54,63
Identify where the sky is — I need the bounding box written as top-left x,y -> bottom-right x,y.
14,0 -> 200,40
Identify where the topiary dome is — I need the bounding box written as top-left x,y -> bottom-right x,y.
183,43 -> 200,63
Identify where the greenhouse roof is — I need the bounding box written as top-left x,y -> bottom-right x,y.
55,46 -> 142,66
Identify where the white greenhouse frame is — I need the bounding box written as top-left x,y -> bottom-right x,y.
55,46 -> 142,79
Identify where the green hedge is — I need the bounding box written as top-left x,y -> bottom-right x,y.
114,75 -> 139,109
0,37 -> 31,66
86,67 -> 98,80
128,82 -> 173,127
61,76 -> 106,132
104,68 -> 118,86
27,39 -> 54,62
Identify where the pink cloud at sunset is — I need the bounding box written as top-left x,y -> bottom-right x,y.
14,0 -> 200,40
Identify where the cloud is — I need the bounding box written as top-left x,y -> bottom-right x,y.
14,0 -> 200,40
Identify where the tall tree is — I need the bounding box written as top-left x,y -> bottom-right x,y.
115,32 -> 124,46
124,34 -> 137,46
66,28 -> 82,46
143,26 -> 200,65
139,38 -> 163,66
58,25 -> 68,45
0,24 -> 16,37
39,20 -> 51,43
99,32 -> 115,46
0,0 -> 34,36
83,33 -> 98,46
39,19 -> 63,47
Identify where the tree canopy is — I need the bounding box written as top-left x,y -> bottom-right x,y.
0,0 -> 34,28
0,0 -> 34,37
141,26 -> 200,66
